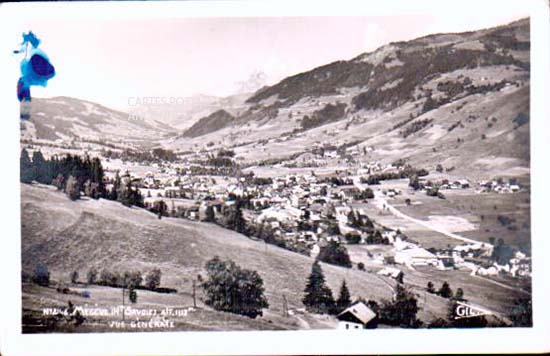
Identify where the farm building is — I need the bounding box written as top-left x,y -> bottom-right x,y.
337,302 -> 378,330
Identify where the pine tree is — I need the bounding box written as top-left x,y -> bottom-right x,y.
109,171 -> 121,201
379,284 -> 420,327
20,149 -> 34,183
336,280 -> 352,313
31,150 -> 46,182
302,261 -> 336,314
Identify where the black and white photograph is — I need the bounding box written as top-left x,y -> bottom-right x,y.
1,0 -> 549,355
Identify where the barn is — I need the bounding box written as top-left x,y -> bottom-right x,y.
336,302 -> 378,329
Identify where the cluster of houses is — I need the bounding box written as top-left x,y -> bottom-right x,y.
107,156 -> 529,281
478,179 -> 521,193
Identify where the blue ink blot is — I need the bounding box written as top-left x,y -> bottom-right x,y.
15,31 -> 55,105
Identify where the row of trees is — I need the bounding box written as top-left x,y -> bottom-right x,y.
427,281 -> 464,300
21,149 -> 145,207
85,267 -> 162,290
21,149 -> 105,198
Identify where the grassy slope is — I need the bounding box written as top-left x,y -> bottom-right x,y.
21,183 -> 454,330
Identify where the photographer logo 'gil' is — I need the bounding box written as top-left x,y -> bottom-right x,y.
454,301 -> 492,320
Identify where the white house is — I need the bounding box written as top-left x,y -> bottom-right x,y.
337,302 -> 377,329
395,247 -> 439,267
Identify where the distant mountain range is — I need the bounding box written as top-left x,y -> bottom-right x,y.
21,96 -> 177,146
21,18 -> 530,180
171,18 -> 530,179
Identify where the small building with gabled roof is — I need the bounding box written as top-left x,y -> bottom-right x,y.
336,301 -> 378,329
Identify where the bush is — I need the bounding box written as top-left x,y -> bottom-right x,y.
201,256 -> 269,318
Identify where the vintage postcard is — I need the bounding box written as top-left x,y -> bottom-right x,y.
1,0 -> 549,355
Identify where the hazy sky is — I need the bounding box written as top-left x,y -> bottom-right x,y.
22,13 -> 528,110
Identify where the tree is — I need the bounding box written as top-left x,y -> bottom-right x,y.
70,271 -> 79,284
302,261 -> 336,314
226,203 -> 247,234
65,175 -> 80,200
129,287 -> 138,303
87,268 -> 98,284
109,171 -> 121,201
357,262 -> 365,271
31,150 -> 46,182
118,178 -> 144,207
438,281 -> 453,299
317,241 -> 352,268
32,264 -> 50,286
454,288 -> 464,301
145,268 -> 162,290
201,256 -> 269,318
436,164 -> 443,173
379,284 -> 420,327
336,280 -> 352,314
427,281 -> 435,294
363,188 -> 375,199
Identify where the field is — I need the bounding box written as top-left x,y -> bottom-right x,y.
353,178 -> 531,253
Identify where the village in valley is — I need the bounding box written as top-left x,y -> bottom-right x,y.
96,145 -> 531,280
19,17 -> 532,332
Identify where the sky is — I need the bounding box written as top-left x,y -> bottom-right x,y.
19,13 -> 528,110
